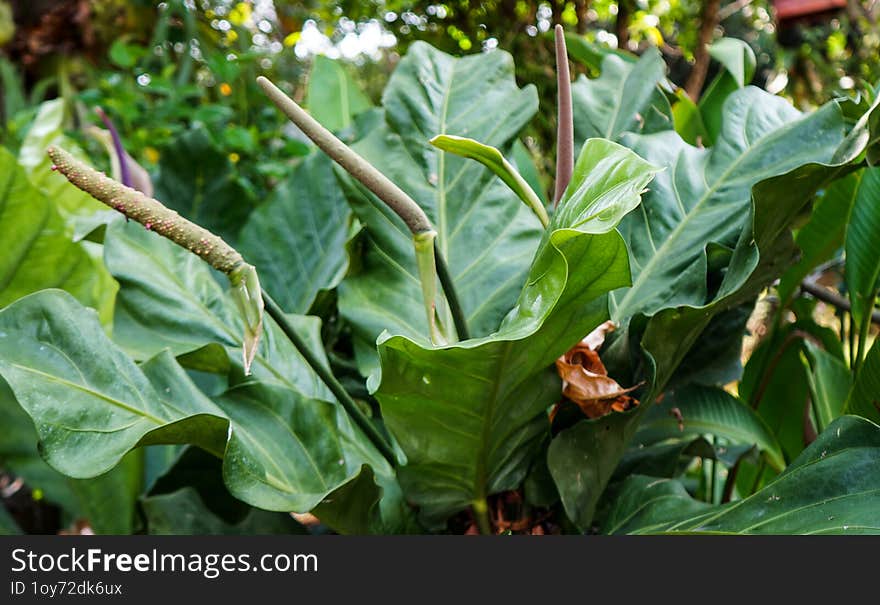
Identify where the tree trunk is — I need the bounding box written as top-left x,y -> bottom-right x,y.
684,0 -> 721,101
575,0 -> 590,34
616,0 -> 631,50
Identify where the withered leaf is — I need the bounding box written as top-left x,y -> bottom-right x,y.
554,321 -> 640,419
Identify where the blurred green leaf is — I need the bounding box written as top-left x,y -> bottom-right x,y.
239,153 -> 351,314
306,55 -> 373,132
0,147 -> 116,323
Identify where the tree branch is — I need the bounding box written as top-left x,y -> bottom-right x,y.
685,0 -> 721,100
800,280 -> 880,325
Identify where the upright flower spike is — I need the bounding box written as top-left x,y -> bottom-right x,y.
554,24 -> 574,206
46,145 -> 263,375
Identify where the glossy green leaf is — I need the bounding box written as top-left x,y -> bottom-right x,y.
570,47 -> 673,148
844,167 -> 880,329
633,385 -> 785,471
605,416 -> 880,534
338,42 -> 543,376
671,89 -> 709,146
17,99 -> 109,234
613,88 -> 846,324
548,410 -> 644,530
845,337 -> 880,423
777,172 -> 861,302
104,219 -> 331,399
0,147 -> 116,324
708,38 -> 756,89
239,154 -> 351,314
0,292 -> 406,523
0,377 -> 141,534
698,38 -> 756,144
306,55 -> 373,132
802,340 -> 851,431
429,134 -> 548,227
153,127 -> 257,241
142,487 -> 306,535
374,139 -> 659,525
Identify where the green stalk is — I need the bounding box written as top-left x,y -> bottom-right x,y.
257,75 -> 469,343
854,309 -> 872,374
472,497 -> 492,535
435,241 -> 470,341
262,292 -> 396,464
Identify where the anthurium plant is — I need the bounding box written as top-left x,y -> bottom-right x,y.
1,29 -> 879,535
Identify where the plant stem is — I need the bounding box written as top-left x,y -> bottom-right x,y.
257,75 -> 469,343
854,311 -> 872,374
263,291 -> 397,465
257,75 -> 432,234
472,497 -> 492,535
709,437 -> 718,504
554,25 -> 574,206
435,242 -> 469,340
721,459 -> 740,503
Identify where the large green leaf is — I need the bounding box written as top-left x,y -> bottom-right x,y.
374,139 -> 659,524
239,153 -> 351,314
604,416 -> 880,534
777,172 -> 861,302
845,337 -> 880,423
844,167 -> 880,329
738,321 -> 840,467
0,147 -> 116,323
0,291 -> 404,522
570,47 -> 673,148
337,42 -> 543,376
697,38 -> 756,144
633,385 -> 784,471
17,99 -> 110,234
306,55 -> 373,132
104,219 -> 330,399
153,127 -> 257,241
0,378 -> 142,534
802,340 -> 851,431
613,88 -> 846,324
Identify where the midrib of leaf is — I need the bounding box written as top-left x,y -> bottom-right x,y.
615,111 -> 808,318
473,340 -> 515,504
604,66 -> 630,139
337,67 -> 350,129
7,363 -> 168,425
435,60 -> 455,259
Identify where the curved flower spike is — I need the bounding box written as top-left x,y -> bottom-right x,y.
47,145 -> 263,375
